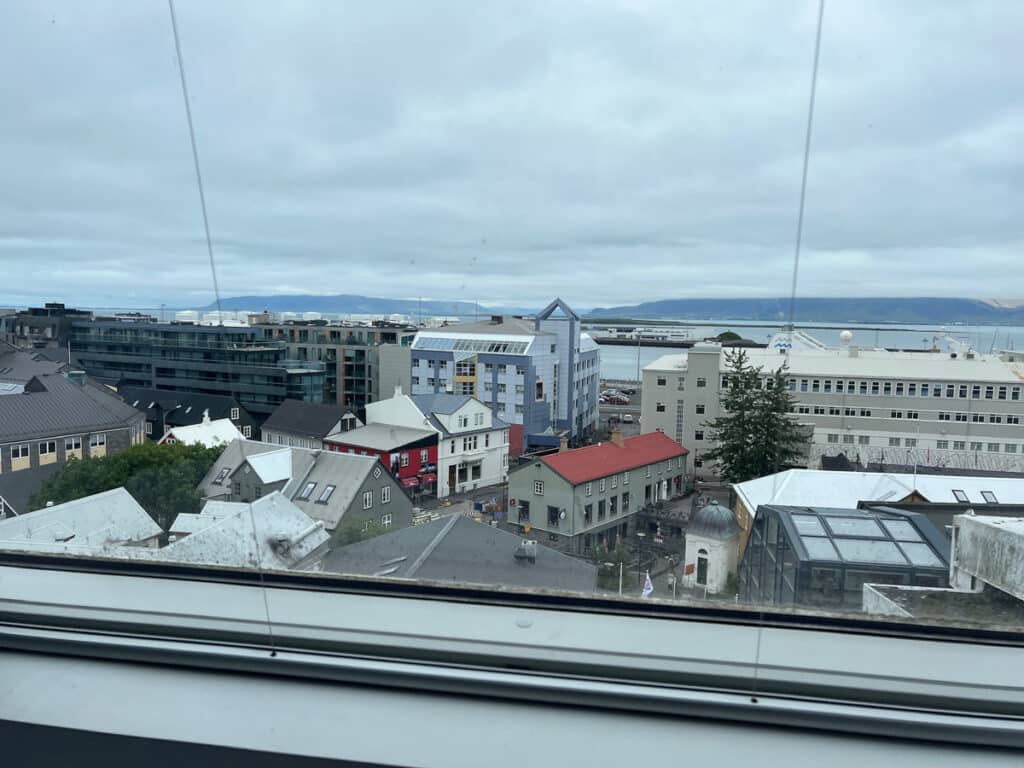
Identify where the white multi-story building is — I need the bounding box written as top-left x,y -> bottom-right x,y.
641,331 -> 1024,478
410,299 -> 600,452
366,390 -> 510,498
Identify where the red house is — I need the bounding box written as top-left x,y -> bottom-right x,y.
324,423 -> 439,493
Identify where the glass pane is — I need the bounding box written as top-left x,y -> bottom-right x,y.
899,542 -> 943,567
833,539 -> 907,565
791,515 -> 825,536
881,520 -> 922,542
801,536 -> 839,560
824,517 -> 884,538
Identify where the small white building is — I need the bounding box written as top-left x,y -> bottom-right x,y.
158,410 -> 244,448
681,501 -> 741,595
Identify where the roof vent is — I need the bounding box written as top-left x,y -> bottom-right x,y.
514,539 -> 537,563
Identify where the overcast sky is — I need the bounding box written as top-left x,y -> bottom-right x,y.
2,0 -> 1022,310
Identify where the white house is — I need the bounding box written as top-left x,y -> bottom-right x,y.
158,410 -> 243,448
680,500 -> 741,595
366,388 -> 510,498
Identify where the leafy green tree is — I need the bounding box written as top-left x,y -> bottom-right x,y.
716,330 -> 742,342
702,350 -> 808,483
29,441 -> 224,530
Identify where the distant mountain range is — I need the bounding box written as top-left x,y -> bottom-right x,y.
202,294 -> 537,317
587,298 -> 1024,325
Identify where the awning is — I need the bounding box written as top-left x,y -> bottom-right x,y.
401,476 -> 419,489
420,473 -> 437,484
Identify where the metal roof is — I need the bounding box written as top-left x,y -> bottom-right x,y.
537,432 -> 688,486
0,488 -> 161,555
688,501 -> 741,541
0,372 -> 144,444
261,399 -> 356,439
735,469 -> 1024,514
325,423 -> 436,451
160,417 -> 244,448
322,514 -> 597,592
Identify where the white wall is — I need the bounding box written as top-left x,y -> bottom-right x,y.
681,533 -> 738,595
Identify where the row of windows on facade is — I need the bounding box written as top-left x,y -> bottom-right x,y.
657,374 -> 1024,402
825,433 -> 1024,453
532,457 -> 684,497
520,493 -> 630,528
416,361 -> 527,376
4,433 -> 108,463
449,432 -> 509,452
792,404 -> 1022,424
790,379 -> 1022,400
146,421 -> 252,438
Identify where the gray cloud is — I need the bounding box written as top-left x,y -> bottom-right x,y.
1,0 -> 1021,310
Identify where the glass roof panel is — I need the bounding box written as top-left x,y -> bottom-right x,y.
800,536 -> 840,560
824,517 -> 884,538
899,542 -> 943,567
791,515 -> 826,535
833,538 -> 907,564
881,519 -> 922,542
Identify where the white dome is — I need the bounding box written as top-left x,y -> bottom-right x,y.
839,330 -> 854,343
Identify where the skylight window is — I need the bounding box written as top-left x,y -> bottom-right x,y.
981,491 -> 998,504
297,482 -> 317,500
952,489 -> 970,503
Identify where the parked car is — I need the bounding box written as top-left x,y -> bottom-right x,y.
622,414 -> 635,423
619,387 -> 637,395
604,395 -> 630,405
601,389 -> 621,398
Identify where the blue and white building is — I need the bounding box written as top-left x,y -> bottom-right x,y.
410,299 -> 600,452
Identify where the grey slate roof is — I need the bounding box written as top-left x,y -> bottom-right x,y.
410,393 -> 510,438
322,515 -> 598,593
262,399 -> 356,440
118,386 -> 245,426
326,423 -> 436,451
0,372 -> 144,444
0,462 -> 63,515
0,346 -> 65,383
199,439 -> 396,530
411,393 -> 472,415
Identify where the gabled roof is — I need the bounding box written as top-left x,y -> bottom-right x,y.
408,393 -> 510,437
410,392 -> 472,415
0,488 -> 161,555
0,462 -> 63,515
160,416 -> 243,448
0,371 -> 143,444
325,423 -> 436,452
538,432 -> 688,486
537,297 -> 580,322
164,492 -> 329,570
322,514 -> 597,592
262,399 -> 357,439
0,346 -> 65,382
247,449 -> 294,484
118,386 -> 244,425
197,439 -> 398,530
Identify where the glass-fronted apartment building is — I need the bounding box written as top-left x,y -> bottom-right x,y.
255,320 -> 416,410
71,321 -> 324,420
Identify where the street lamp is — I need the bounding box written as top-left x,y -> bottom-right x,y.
635,530 -> 647,581
603,561 -> 624,595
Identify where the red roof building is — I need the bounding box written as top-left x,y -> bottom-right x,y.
540,432 -> 688,485
509,431 -> 689,553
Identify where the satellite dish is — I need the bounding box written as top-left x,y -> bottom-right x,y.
559,510 -> 566,520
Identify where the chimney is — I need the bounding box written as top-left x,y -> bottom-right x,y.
202,408 -> 211,424
610,429 -> 625,448
559,436 -> 569,452
394,383 -> 403,397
